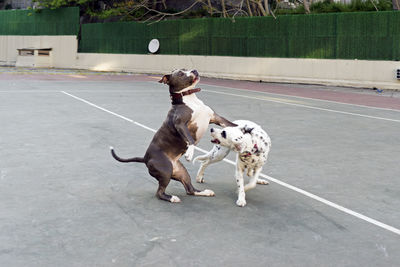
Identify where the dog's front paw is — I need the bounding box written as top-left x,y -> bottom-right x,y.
185,145 -> 195,162
202,189 -> 215,196
236,198 -> 247,207
170,195 -> 181,203
196,175 -> 205,183
194,189 -> 215,197
257,178 -> 269,185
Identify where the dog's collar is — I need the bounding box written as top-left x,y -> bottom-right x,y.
170,88 -> 201,105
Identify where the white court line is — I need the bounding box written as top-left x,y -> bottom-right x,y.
203,89 -> 400,123
201,82 -> 400,113
61,90 -> 400,236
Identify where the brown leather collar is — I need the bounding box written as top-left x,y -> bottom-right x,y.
170,88 -> 201,105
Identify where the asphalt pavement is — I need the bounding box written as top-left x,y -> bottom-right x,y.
0,68 -> 399,267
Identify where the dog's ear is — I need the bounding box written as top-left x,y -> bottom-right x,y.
159,75 -> 171,84
241,126 -> 254,134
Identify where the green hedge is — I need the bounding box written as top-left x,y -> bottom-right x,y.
80,11 -> 400,60
0,7 -> 79,35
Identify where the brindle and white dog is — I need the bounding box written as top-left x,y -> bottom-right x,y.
194,120 -> 271,207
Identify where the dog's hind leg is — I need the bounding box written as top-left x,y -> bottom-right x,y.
173,161 -> 215,197
147,155 -> 180,203
245,168 -> 263,192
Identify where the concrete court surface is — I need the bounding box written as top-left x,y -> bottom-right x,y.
0,68 -> 400,267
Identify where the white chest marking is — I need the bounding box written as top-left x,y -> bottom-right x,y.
183,94 -> 214,142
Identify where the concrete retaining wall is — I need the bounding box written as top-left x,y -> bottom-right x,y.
0,36 -> 77,68
75,53 -> 400,90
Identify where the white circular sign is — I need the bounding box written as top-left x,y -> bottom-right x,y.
148,39 -> 160,53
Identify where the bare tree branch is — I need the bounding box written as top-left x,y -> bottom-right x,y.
304,0 -> 311,14
221,0 -> 227,18
394,0 -> 400,10
233,0 -> 245,19
264,0 -> 271,15
116,0 -> 278,23
137,0 -> 201,23
207,0 -> 213,15
246,0 -> 253,16
251,0 -> 267,16
161,0 -> 167,9
370,0 -> 379,11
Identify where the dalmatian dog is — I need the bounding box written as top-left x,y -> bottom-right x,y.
193,120 -> 271,207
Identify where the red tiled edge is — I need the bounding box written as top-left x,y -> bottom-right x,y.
1,72 -> 399,110
200,77 -> 400,111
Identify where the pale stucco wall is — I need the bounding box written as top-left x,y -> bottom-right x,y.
0,35 -> 77,68
75,53 -> 400,90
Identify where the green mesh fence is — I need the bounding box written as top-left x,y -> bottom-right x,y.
80,11 -> 400,60
0,7 -> 79,35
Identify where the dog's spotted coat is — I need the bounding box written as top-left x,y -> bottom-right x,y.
194,120 -> 271,207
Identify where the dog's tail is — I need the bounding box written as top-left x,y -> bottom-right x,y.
110,147 -> 145,163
